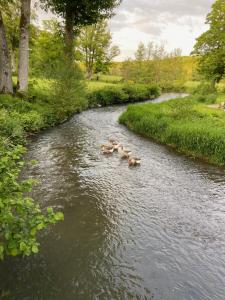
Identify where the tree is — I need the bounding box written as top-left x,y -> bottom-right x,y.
17,0 -> 31,94
0,1 -> 14,93
193,0 -> 225,86
146,41 -> 154,60
78,21 -> 120,77
3,0 -> 20,73
135,42 -> 146,61
42,0 -> 121,61
30,20 -> 64,77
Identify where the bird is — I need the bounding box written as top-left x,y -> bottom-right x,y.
128,156 -> 141,166
101,147 -> 114,155
100,144 -> 114,154
118,146 -> 132,159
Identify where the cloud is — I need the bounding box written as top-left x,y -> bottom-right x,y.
108,0 -> 214,59
35,0 -> 215,59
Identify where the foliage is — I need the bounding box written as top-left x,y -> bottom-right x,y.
112,56 -> 197,90
41,0 -> 122,27
0,139 -> 63,260
119,94 -> 225,165
77,21 -> 120,77
30,20 -> 64,77
52,60 -> 87,118
193,0 -> 225,84
87,83 -> 161,107
0,72 -> 88,260
91,74 -> 123,84
135,41 -> 182,61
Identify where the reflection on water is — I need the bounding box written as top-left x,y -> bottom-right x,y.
1,94 -> 225,300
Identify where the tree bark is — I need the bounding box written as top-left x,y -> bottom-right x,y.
17,0 -> 31,94
65,8 -> 74,62
0,11 -> 13,94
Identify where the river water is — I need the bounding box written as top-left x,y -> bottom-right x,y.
1,93 -> 225,300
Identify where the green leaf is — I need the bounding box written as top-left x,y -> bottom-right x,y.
32,245 -> 39,254
54,212 -> 64,221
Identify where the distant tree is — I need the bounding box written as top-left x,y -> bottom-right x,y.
78,21 -> 120,78
135,42 -> 146,61
193,0 -> 225,86
152,41 -> 168,60
146,41 -> 154,60
42,0 -> 122,61
169,48 -> 182,58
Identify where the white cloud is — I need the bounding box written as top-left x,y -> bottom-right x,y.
109,0 -> 214,60
35,0 -> 215,60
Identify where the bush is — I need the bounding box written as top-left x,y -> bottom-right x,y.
0,139 -> 64,260
193,82 -> 216,95
87,84 -> 161,107
160,81 -> 186,92
119,96 -> 225,165
51,61 -> 87,118
193,93 -> 217,104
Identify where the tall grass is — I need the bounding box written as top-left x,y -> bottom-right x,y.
87,84 -> 161,107
119,95 -> 225,165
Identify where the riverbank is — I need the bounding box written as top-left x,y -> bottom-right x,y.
119,94 -> 225,166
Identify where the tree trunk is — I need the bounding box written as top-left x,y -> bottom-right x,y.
11,50 -> 17,74
17,0 -> 31,94
0,12 -> 13,94
65,9 -> 74,62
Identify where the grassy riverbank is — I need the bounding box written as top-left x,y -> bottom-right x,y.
119,94 -> 225,166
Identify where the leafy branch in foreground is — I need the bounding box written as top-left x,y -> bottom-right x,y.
0,140 -> 64,260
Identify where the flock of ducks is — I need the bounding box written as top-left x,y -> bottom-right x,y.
101,139 -> 141,166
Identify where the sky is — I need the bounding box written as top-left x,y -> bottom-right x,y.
36,0 -> 215,60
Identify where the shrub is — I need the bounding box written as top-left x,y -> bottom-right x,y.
193,82 -> 216,95
87,84 -> 161,107
0,140 -> 64,260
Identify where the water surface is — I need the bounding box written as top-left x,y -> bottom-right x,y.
1,93 -> 225,300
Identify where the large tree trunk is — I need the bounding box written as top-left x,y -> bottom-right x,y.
17,0 -> 31,94
0,12 -> 13,94
65,9 -> 74,62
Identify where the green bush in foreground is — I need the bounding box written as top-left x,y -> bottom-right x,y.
87,84 -> 161,107
119,95 -> 225,165
0,69 -> 87,260
0,93 -> 67,260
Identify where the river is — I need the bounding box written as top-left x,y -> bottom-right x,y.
1,93 -> 225,300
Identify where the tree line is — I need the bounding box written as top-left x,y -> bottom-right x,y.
0,0 -> 121,94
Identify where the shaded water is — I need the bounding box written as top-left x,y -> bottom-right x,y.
1,93 -> 225,300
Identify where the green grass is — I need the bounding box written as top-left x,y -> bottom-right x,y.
91,74 -> 123,84
87,80 -> 116,91
119,95 -> 225,166
87,84 -> 161,107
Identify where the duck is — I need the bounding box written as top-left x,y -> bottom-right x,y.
128,156 -> 141,166
101,144 -> 114,154
101,147 -> 114,155
108,138 -> 118,145
118,146 -> 132,159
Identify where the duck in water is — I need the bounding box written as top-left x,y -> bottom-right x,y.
118,146 -> 132,159
101,144 -> 114,154
128,156 -> 141,166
